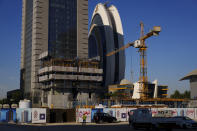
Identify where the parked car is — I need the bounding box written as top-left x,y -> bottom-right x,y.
171,116 -> 197,129
93,112 -> 117,123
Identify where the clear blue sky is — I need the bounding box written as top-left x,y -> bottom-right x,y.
0,0 -> 197,98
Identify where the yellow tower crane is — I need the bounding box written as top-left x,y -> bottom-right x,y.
106,22 -> 161,99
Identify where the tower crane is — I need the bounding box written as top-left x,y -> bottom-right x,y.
106,22 -> 161,99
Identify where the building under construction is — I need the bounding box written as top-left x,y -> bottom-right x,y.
38,52 -> 103,109
20,0 -> 95,108
108,79 -> 168,100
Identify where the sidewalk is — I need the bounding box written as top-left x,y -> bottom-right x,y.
3,119 -> 197,126
18,122 -> 129,126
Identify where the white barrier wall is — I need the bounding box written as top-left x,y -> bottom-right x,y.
115,108 -> 127,121
186,108 -> 195,119
32,108 -> 46,123
177,108 -> 186,116
155,108 -> 178,117
16,108 -> 32,123
13,108 -> 197,123
151,108 -> 195,119
16,108 -> 46,123
151,108 -> 158,117
76,108 -> 91,123
77,108 -> 197,122
170,108 -> 178,117
195,108 -> 197,118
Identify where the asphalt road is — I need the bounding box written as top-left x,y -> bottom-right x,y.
0,123 -> 196,131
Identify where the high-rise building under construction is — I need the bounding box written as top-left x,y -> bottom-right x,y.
20,0 -> 103,108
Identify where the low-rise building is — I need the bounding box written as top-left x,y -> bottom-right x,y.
132,80 -> 168,99
108,79 -> 168,99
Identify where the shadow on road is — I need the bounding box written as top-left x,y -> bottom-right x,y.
1,124 -> 197,131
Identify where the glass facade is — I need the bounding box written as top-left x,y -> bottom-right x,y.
24,0 -> 33,94
158,86 -> 168,98
88,25 -> 107,86
109,12 -> 120,83
48,0 -> 77,59
89,12 -> 125,86
147,83 -> 155,98
88,35 -> 98,58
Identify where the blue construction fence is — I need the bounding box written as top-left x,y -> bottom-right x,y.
0,108 -> 46,123
0,108 -> 16,122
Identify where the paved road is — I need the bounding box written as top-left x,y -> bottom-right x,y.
0,123 -> 196,131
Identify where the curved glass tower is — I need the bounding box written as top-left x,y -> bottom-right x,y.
89,3 -> 125,86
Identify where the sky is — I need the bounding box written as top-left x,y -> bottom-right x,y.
0,0 -> 197,99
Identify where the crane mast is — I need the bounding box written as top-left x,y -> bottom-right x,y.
139,22 -> 148,99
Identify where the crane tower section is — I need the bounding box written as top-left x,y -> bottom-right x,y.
139,22 -> 148,99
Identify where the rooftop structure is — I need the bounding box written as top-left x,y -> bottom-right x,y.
180,69 -> 197,99
132,80 -> 168,99
108,79 -> 168,100
180,69 -> 197,80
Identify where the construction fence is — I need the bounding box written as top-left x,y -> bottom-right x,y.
76,108 -> 197,123
0,108 -> 76,123
1,108 -> 197,123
